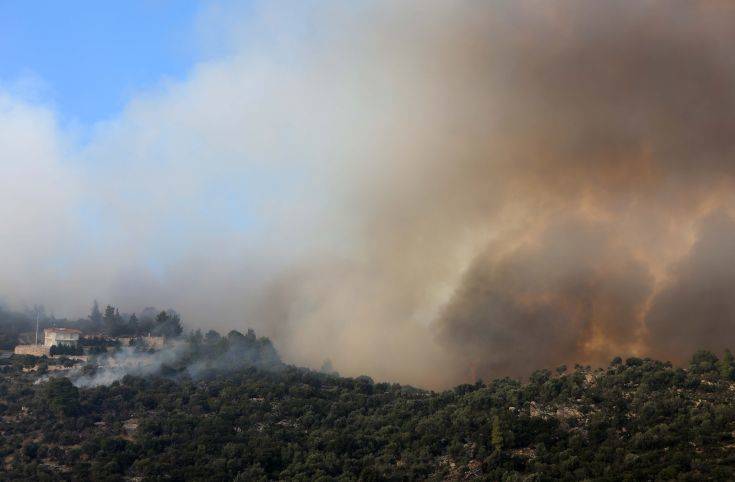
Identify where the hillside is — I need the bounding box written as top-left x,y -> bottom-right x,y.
2,344 -> 735,480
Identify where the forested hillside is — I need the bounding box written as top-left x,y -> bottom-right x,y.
3,343 -> 735,480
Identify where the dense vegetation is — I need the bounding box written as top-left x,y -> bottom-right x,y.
0,302 -> 184,352
3,338 -> 735,481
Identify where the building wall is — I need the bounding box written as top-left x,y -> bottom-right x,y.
44,332 -> 80,347
142,336 -> 165,349
14,345 -> 51,357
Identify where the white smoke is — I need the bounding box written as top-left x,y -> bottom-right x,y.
71,344 -> 188,388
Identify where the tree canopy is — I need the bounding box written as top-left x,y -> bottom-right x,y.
3,344 -> 735,480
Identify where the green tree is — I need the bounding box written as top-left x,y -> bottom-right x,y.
234,463 -> 267,481
690,350 -> 718,374
103,305 -> 126,336
491,415 -> 503,452
719,349 -> 735,380
153,310 -> 183,338
42,377 -> 80,417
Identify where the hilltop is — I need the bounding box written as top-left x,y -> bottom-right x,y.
2,340 -> 735,480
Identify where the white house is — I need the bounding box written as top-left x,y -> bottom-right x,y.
44,328 -> 81,347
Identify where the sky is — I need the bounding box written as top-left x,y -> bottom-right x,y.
0,0 -> 266,273
3,1 -> 735,388
0,0 -> 209,123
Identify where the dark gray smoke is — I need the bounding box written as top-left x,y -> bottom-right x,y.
645,212 -> 735,364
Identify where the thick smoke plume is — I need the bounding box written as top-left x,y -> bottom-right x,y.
5,1 -> 735,387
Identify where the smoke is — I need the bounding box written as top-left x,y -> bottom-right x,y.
437,216 -> 656,379
5,1 -> 735,387
70,344 -> 188,388
33,346 -> 184,388
645,212 -> 735,364
44,332 -> 282,388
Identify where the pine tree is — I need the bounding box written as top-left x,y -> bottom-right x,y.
103,305 -> 120,335
103,305 -> 116,323
89,300 -> 103,327
128,314 -> 139,336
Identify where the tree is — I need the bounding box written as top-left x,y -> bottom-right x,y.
690,350 -> 719,374
153,310 -> 183,338
128,314 -> 139,336
234,463 -> 267,481
42,377 -> 80,417
491,415 -> 503,452
189,329 -> 203,345
89,300 -> 103,327
102,305 -> 128,336
103,305 -> 116,323
50,345 -> 82,356
529,369 -> 551,385
103,305 -> 117,333
719,349 -> 735,380
227,330 -> 246,344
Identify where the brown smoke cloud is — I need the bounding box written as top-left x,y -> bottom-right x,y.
646,212 -> 735,364
252,0 -> 735,386
5,1 -> 735,388
423,0 -> 735,382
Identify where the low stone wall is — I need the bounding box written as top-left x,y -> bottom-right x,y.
14,345 -> 51,357
141,336 -> 165,349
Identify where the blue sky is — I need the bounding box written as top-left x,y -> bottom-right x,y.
0,1 -> 271,277
0,0 -> 208,123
